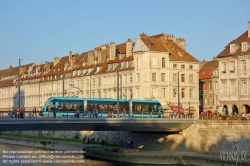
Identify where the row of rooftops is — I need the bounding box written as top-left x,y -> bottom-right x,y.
0,32 -> 198,88
0,22 -> 250,88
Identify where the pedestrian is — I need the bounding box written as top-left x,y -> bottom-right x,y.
95,108 -> 98,118
19,107 -> 24,118
127,140 -> 130,148
53,107 -> 56,118
130,140 -> 133,149
32,106 -> 36,116
76,110 -> 80,118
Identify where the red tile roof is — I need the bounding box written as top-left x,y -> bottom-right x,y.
217,31 -> 250,58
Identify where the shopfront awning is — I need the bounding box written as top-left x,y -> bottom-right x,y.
170,106 -> 185,113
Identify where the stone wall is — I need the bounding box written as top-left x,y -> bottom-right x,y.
21,120 -> 250,157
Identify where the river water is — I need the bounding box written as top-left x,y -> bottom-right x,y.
0,142 -> 183,166
0,142 -> 118,166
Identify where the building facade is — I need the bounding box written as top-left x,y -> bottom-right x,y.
199,57 -> 219,113
0,33 -> 200,115
217,22 -> 250,114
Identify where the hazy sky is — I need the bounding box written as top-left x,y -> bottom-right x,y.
0,0 -> 249,70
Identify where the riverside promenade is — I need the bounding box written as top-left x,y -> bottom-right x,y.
0,135 -> 249,166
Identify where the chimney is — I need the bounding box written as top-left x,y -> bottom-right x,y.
166,34 -> 174,41
212,56 -> 217,61
176,38 -> 186,50
54,57 -> 60,66
68,51 -> 72,61
87,50 -> 94,65
109,42 -> 116,60
64,62 -> 69,71
248,21 -> 250,38
9,63 -> 12,69
126,39 -> 133,57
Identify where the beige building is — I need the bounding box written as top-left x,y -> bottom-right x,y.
217,22 -> 250,114
0,33 -> 199,114
199,57 -> 219,113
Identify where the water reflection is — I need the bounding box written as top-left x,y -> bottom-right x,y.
0,143 -> 183,166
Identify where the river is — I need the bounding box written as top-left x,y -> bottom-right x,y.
0,142 -> 184,165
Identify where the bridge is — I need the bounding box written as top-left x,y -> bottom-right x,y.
0,118 -> 193,132
0,111 -> 194,132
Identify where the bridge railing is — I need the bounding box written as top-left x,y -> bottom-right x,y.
0,110 -> 194,119
0,110 -> 38,118
199,113 -> 250,120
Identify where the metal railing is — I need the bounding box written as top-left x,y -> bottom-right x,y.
199,113 -> 250,120
0,110 -> 194,119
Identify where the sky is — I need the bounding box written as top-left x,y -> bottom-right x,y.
0,0 -> 249,70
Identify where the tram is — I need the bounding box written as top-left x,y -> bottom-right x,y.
40,96 -> 163,117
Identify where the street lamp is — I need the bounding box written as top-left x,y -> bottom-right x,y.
62,73 -> 65,97
117,67 -> 120,117
177,71 -> 180,118
18,59 -> 23,113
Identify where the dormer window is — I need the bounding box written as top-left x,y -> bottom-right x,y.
230,44 -> 236,53
242,42 -> 247,51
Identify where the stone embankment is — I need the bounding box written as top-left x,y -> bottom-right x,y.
0,135 -> 249,165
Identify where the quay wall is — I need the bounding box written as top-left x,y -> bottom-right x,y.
9,120 -> 250,157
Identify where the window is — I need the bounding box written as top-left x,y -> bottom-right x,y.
161,73 -> 165,81
181,74 -> 185,82
222,62 -> 226,73
104,90 -> 107,98
241,60 -> 246,72
173,73 -> 177,82
173,64 -> 177,68
181,88 -> 185,98
136,73 -> 140,82
98,91 -> 101,98
215,81 -> 218,90
173,89 -> 178,97
152,73 -> 156,81
189,89 -> 193,98
161,88 -> 166,98
124,74 -> 127,83
98,78 -> 101,86
241,81 -> 247,94
181,65 -> 185,69
209,81 -> 212,90
230,44 -> 235,53
231,82 -> 236,94
92,78 -> 95,87
162,58 -> 165,68
189,65 -> 193,69
222,82 -> 227,94
152,57 -> 157,68
86,79 -> 89,87
136,88 -> 140,98
189,74 -> 193,83
242,42 -> 247,51
136,57 -> 140,68
230,61 -> 235,72
129,74 -> 133,83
